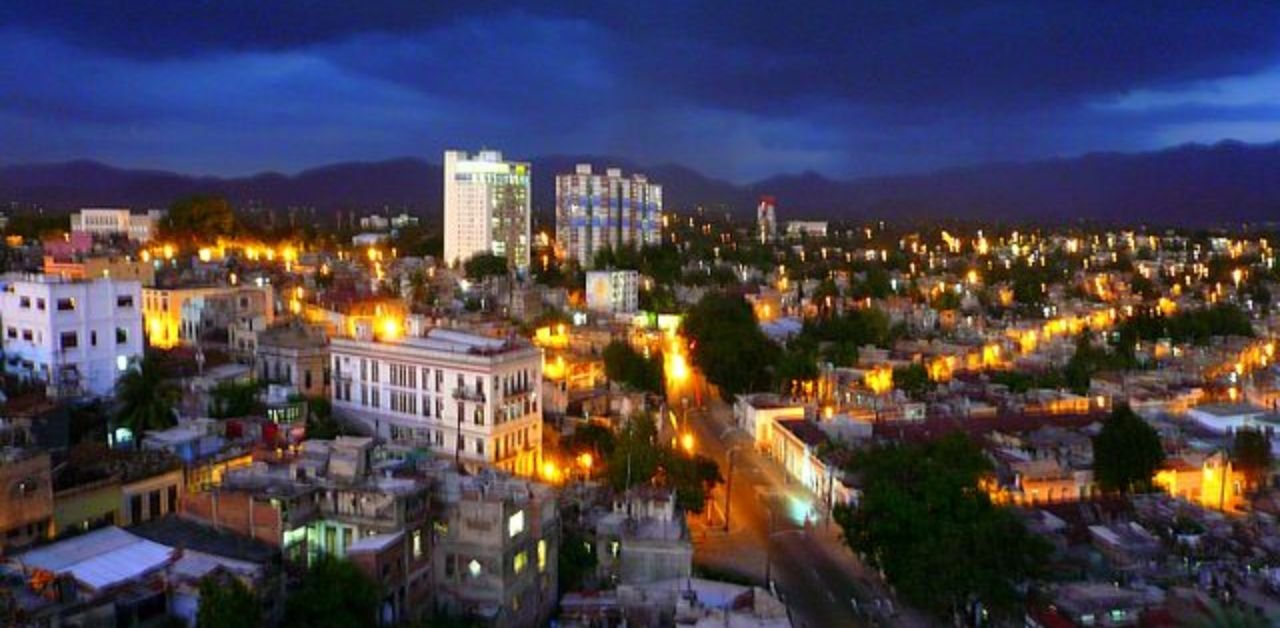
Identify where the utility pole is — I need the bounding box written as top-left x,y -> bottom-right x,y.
764,505 -> 775,584
724,447 -> 737,531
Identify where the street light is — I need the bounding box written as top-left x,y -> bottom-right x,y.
680,432 -> 695,455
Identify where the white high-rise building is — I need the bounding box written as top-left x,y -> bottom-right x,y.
0,274 -> 144,398
442,150 -> 531,273
757,196 -> 777,244
330,327 -> 543,477
555,164 -> 662,267
70,208 -> 165,242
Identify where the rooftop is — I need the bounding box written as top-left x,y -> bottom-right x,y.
17,527 -> 172,591
130,515 -> 279,565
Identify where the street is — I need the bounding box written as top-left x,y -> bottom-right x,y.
676,394 -> 928,628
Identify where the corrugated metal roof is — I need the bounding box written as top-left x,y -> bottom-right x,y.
18,526 -> 172,591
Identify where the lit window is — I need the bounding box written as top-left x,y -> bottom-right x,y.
508,510 -> 525,538
412,529 -> 423,560
513,551 -> 528,575
468,559 -> 482,578
537,540 -> 547,573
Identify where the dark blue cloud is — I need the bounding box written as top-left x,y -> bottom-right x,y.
2,1 -> 1280,181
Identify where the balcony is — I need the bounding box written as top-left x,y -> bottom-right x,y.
453,388 -> 486,402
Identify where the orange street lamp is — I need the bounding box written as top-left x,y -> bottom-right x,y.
680,432 -> 695,455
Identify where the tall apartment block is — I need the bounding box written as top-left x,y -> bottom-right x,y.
443,150 -> 531,273
757,195 -> 777,244
555,164 -> 662,267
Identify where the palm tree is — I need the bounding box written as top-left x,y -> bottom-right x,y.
114,354 -> 179,446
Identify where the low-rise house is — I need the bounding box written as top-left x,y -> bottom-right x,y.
595,487 -> 691,586
432,467 -> 559,627
0,447 -> 53,552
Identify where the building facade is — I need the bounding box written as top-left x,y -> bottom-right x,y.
757,196 -> 777,244
256,323 -> 330,398
70,208 -> 165,242
443,150 -> 531,272
555,164 -> 662,266
433,470 -> 559,628
0,274 -> 144,397
585,270 -> 639,315
330,328 -> 543,477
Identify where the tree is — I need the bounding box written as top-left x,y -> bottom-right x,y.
197,575 -> 261,628
208,380 -> 262,418
602,340 -> 664,394
1092,404 -> 1165,494
161,195 -> 237,245
608,414 -> 661,492
892,363 -> 931,400
283,555 -> 379,628
306,397 -> 342,440
463,253 -> 509,280
115,355 -> 179,444
835,434 -> 1049,620
1231,428 -> 1273,491
681,292 -> 778,399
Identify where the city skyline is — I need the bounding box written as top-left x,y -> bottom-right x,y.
3,3 -> 1280,182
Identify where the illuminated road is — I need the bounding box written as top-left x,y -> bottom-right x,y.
680,394 -> 925,628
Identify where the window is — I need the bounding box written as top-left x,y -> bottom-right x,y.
468,559 -> 482,578
130,494 -> 143,524
19,296 -> 29,309
59,332 -> 78,350
56,298 -> 75,311
167,485 -> 178,513
508,510 -> 525,537
537,540 -> 547,572
117,295 -> 134,308
412,529 -> 424,560
513,551 -> 528,575
149,490 -> 161,519
116,328 -> 127,344
5,327 -> 14,339
21,329 -> 32,342
90,331 -> 97,346
36,298 -> 45,311
476,438 -> 484,455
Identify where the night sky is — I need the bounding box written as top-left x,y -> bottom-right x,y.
3,2 -> 1280,182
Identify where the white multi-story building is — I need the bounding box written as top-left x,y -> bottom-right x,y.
757,196 -> 777,244
784,220 -> 828,240
585,270 -> 639,315
0,274 -> 144,398
330,327 -> 542,477
555,164 -> 662,266
443,150 -> 531,273
70,208 -> 165,242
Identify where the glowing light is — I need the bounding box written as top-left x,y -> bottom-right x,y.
162,244 -> 174,260
577,452 -> 594,471
379,317 -> 402,340
197,247 -> 213,263
864,365 -> 893,394
680,432 -> 695,455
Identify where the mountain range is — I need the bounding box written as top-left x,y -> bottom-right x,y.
3,141 -> 1280,227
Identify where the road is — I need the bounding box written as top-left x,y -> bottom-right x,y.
675,393 -> 926,628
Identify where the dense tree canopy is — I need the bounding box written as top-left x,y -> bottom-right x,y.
160,195 -> 237,245
283,556 -> 379,628
835,434 -> 1049,620
1231,428 -> 1273,490
606,414 -> 722,513
681,292 -> 778,399
463,253 -> 509,280
115,355 -> 179,444
197,575 -> 261,628
1092,404 -> 1165,494
602,340 -> 664,395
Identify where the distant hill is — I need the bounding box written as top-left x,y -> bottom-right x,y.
4,141 -> 1280,226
